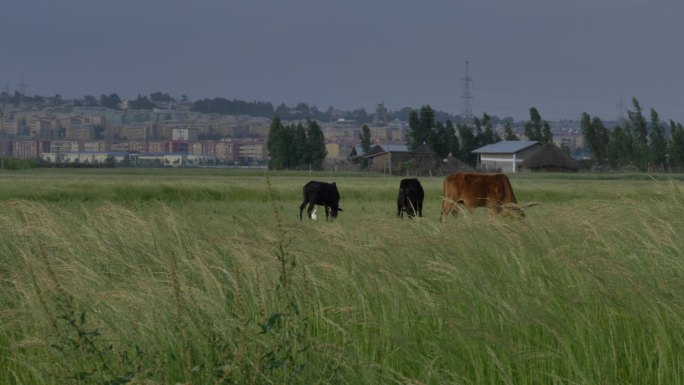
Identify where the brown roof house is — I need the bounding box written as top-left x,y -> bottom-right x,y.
364,143 -> 442,175
519,142 -> 578,172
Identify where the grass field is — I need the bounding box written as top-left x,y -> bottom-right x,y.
1,168 -> 683,384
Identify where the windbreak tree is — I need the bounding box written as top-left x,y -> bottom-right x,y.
359,124 -> 372,153
100,93 -> 122,110
306,119 -> 327,170
581,112 -> 609,166
524,107 -> 552,143
668,120 -> 684,171
292,123 -> 308,166
648,108 -> 666,171
503,118 -> 518,141
406,105 -> 462,159
606,125 -> 633,168
267,117 -> 290,169
431,120 -> 459,159
407,106 -> 434,151
475,113 -> 500,147
267,117 -> 327,170
457,123 -> 478,165
627,98 -> 649,171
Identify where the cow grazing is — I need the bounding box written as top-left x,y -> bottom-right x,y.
397,178 -> 424,218
299,181 -> 343,221
440,172 -> 524,221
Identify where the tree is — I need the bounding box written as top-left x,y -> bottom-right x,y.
627,98 -> 649,170
648,108 -> 666,171
523,107 -> 552,143
457,123 -> 477,165
268,117 -> 327,170
305,120 -> 327,170
83,95 -> 98,107
591,116 -> 609,165
150,91 -> 173,103
275,103 -> 289,117
128,95 -> 156,110
668,120 -> 684,171
503,118 -> 518,140
606,125 -> 633,168
407,110 -> 421,150
266,116 -> 292,170
524,107 -> 543,141
581,112 -> 594,146
429,120 -> 460,159
475,113 -> 500,147
359,124 -> 372,153
100,93 -> 122,110
444,119 -> 460,157
581,112 -> 609,166
292,123 -> 308,167
541,121 -> 553,143
407,106 -> 434,151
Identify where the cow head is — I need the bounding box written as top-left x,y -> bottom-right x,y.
330,206 -> 343,219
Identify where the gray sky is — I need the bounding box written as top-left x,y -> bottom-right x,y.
3,0 -> 684,122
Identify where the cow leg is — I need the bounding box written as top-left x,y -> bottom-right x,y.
441,198 -> 457,222
493,202 -> 502,215
299,201 -> 308,221
324,206 -> 330,221
417,201 -> 423,217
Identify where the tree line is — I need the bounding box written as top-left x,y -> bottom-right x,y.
582,97 -> 684,171
267,117 -> 327,170
404,105 -> 553,166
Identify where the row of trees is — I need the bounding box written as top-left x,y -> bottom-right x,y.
77,92 -> 189,110
267,117 -> 327,170
403,105 -> 558,166
582,98 -> 684,171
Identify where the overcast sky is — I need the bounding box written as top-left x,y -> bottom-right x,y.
3,0 -> 684,122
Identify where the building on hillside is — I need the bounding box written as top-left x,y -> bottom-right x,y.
235,140 -> 265,163
471,141 -> 541,173
325,143 -> 341,160
10,140 -> 50,159
50,140 -> 80,153
172,128 -> 198,141
83,141 -> 106,152
215,140 -> 236,162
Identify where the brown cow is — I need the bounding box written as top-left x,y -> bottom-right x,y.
440,172 -> 524,221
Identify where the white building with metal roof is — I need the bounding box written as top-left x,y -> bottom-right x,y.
471,141 -> 541,173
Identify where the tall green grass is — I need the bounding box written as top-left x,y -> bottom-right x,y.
0,169 -> 683,384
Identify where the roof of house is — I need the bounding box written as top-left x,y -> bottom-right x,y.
349,145 -> 365,157
472,140 -> 539,154
520,142 -> 578,170
364,143 -> 411,157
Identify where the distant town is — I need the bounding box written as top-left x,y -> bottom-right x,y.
0,89 -> 586,169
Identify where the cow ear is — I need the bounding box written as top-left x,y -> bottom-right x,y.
338,208 -> 343,211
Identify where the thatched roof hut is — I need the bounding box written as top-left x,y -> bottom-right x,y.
519,142 -> 578,172
441,155 -> 475,174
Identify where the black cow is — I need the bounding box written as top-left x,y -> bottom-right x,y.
397,178 -> 424,218
299,181 -> 343,221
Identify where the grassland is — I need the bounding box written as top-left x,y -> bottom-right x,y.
1,168 -> 683,384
